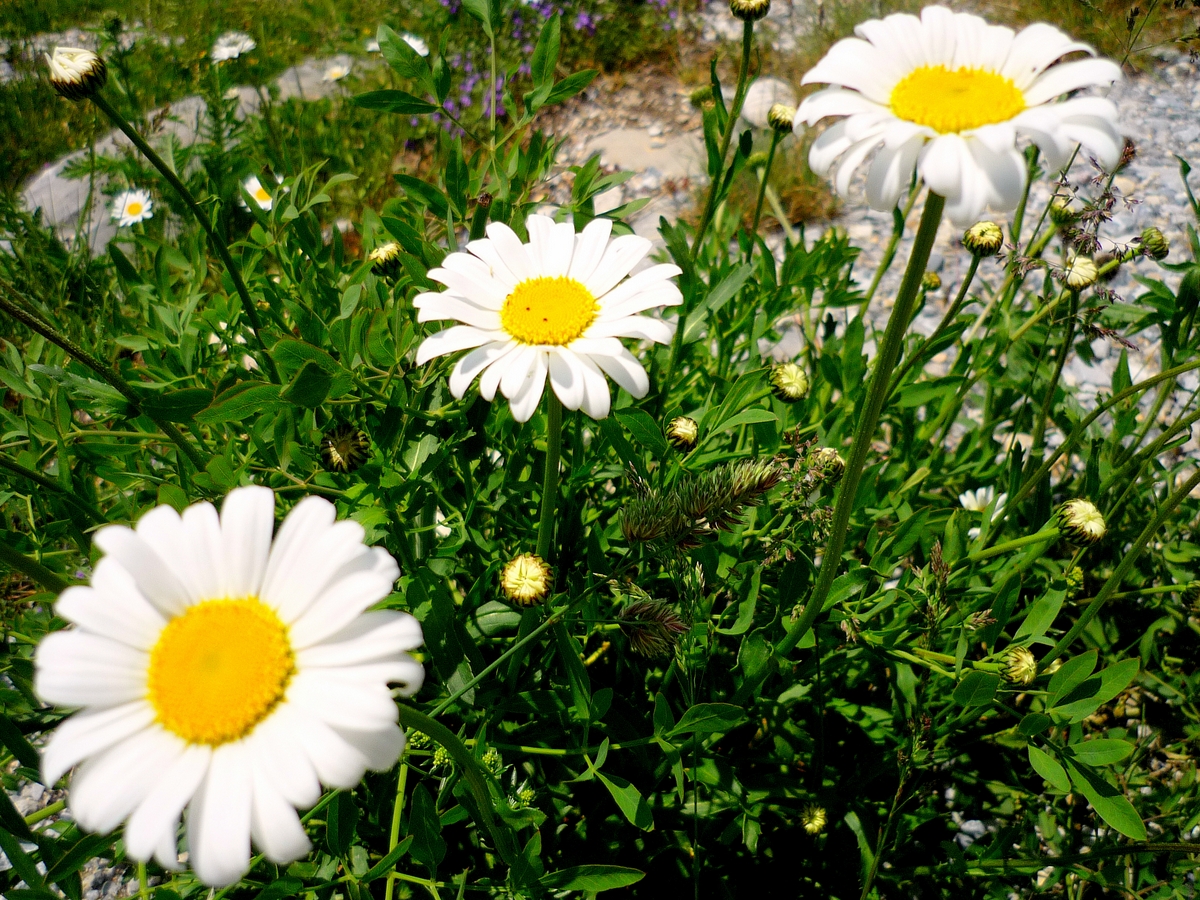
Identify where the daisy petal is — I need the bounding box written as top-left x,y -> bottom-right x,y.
189,741 -> 254,888
508,351 -> 548,423
567,217 -> 613,284
415,325 -> 499,365
125,742 -> 210,862
219,485 -> 275,598
449,341 -> 515,397
42,701 -> 156,786
1023,58 -> 1122,107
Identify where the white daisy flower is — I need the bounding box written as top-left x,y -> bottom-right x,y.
960,486 -> 1007,539
211,31 -> 256,63
365,38 -> 381,53
402,33 -> 430,57
796,5 -> 1124,224
45,46 -> 107,100
242,174 -> 277,210
35,487 -> 424,887
414,215 -> 683,422
112,189 -> 153,226
322,61 -> 351,82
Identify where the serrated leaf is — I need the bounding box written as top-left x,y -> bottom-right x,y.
952,670 -> 1000,707
1028,745 -> 1071,793
614,408 -> 668,456
540,865 -> 645,892
669,702 -> 747,736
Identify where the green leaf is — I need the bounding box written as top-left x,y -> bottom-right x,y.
44,834 -> 112,886
0,712 -> 40,769
361,837 -> 414,882
1018,713 -> 1053,737
325,790 -> 359,857
1013,588 -> 1065,643
526,14 -> 561,112
280,361 -> 333,408
552,621 -> 591,723
1050,658 -> 1140,723
682,263 -> 754,344
952,670 -> 1000,707
408,784 -> 447,873
1048,650 -> 1098,705
596,771 -> 653,831
377,25 -> 433,92
351,89 -> 438,115
461,0 -> 493,37
614,408 -> 668,456
540,865 -> 646,892
108,243 -> 143,284
272,338 -> 340,374
253,877 -> 304,900
1028,745 -> 1071,793
653,692 -> 674,736
543,70 -> 598,107
0,827 -> 45,889
196,382 -> 282,425
395,174 -> 450,218
1065,759 -> 1147,840
1066,738 -> 1135,766
714,407 -> 776,433
137,387 -> 214,423
669,703 -> 747,737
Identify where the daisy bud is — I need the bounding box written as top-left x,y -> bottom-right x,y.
1139,226 -> 1169,261
320,424 -> 371,473
690,85 -> 714,107
1049,197 -> 1077,228
801,803 -> 827,835
922,271 -> 942,291
618,598 -> 687,658
962,221 -> 1003,257
1003,647 -> 1038,685
729,0 -> 771,21
500,553 -> 552,606
1064,256 -> 1098,290
1055,499 -> 1106,544
368,241 -> 403,279
666,415 -> 699,453
767,102 -> 796,133
808,447 -> 845,485
746,150 -> 771,169
45,47 -> 107,101
770,362 -> 810,402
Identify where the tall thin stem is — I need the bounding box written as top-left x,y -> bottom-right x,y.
859,183 -> 921,315
536,392 -> 564,560
383,758 -> 410,900
776,192 -> 945,657
750,129 -> 783,239
89,92 -> 279,383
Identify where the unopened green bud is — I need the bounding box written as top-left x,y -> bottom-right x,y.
801,803 -> 827,835
1049,197 -> 1077,228
770,362 -> 810,402
922,271 -> 941,291
1003,647 -> 1038,685
500,553 -> 552,606
1139,226 -> 1169,261
46,47 -> 107,101
746,151 -> 771,169
808,447 -> 845,485
321,424 -> 371,473
767,102 -> 796,132
1064,256 -> 1098,290
962,221 -> 1003,256
666,415 -> 699,452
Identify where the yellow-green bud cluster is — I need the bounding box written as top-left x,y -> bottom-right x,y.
770,362 -> 810,402
46,47 -> 107,101
962,221 -> 1004,257
1056,499 -> 1106,544
1003,647 -> 1038,685
1049,197 -> 1077,228
368,240 -> 403,279
922,271 -> 942,292
500,553 -> 552,606
1139,226 -> 1169,261
320,424 -> 371,473
481,747 -> 504,777
801,803 -> 827,835
666,415 -> 699,453
1064,566 -> 1085,598
729,0 -> 771,21
767,102 -> 796,133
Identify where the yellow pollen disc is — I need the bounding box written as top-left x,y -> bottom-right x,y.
500,276 -> 598,346
889,65 -> 1025,134
254,188 -> 270,202
126,202 -> 143,216
147,598 -> 294,746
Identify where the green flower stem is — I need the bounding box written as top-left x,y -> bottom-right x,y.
660,18 -> 756,400
1044,468 -> 1200,666
382,757 -> 409,900
88,92 -> 279,385
0,456 -> 107,524
535,391 -> 564,560
954,527 -> 1060,569
0,541 -> 70,594
137,862 -> 149,900
776,191 -> 945,658
395,706 -> 520,870
1029,291 -> 1079,456
0,289 -> 208,471
24,799 -> 65,825
887,254 -> 982,397
860,182 -> 922,314
749,129 -> 783,238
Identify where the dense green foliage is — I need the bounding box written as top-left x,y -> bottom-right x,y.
3,1 -> 1200,899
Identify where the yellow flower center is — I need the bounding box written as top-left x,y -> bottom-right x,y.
126,202 -> 143,216
500,276 -> 598,346
147,598 -> 294,746
254,187 -> 270,202
889,65 -> 1025,134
